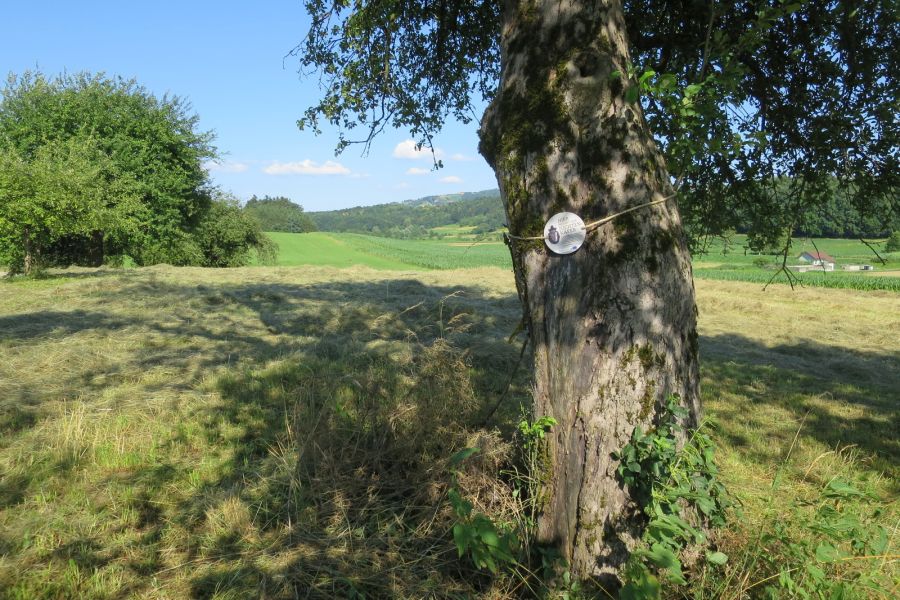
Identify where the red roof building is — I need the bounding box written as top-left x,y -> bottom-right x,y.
798,251 -> 835,264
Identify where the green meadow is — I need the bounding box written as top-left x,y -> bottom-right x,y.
1,260 -> 897,598
263,232 -> 511,271
260,232 -> 415,270
265,231 -> 900,291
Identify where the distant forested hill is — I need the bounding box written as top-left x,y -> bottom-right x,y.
308,182 -> 895,241
309,189 -> 505,238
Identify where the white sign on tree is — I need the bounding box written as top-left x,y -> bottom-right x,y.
543,212 -> 586,255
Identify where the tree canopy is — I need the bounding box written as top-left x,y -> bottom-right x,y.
0,71 -> 272,273
0,135 -> 132,272
295,0 -> 898,248
625,0 -> 899,248
195,195 -> 279,267
244,195 -> 318,233
295,0 -> 899,586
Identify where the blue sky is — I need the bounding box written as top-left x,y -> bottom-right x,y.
0,1 -> 498,211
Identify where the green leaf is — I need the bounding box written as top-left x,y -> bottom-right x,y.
806,564 -> 826,582
706,551 -> 728,565
620,569 -> 661,600
643,543 -> 678,569
479,529 -> 500,547
447,487 -> 472,517
871,525 -> 889,554
696,496 -> 716,515
625,86 -> 640,104
449,447 -> 480,468
815,542 -> 839,562
658,73 -> 677,90
452,523 -> 466,557
823,478 -> 866,498
669,404 -> 688,419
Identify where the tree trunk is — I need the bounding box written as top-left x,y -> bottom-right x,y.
88,230 -> 105,267
479,0 -> 700,583
22,226 -> 35,276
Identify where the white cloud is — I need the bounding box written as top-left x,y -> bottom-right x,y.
393,139 -> 444,160
393,182 -> 411,189
406,167 -> 430,175
450,153 -> 475,162
263,160 -> 351,176
440,176 -> 463,184
204,160 -> 249,173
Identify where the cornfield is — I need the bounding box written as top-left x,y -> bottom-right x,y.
694,268 -> 900,291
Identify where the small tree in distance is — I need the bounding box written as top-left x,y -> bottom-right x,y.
886,231 -> 900,253
244,195 -> 317,233
0,71 -> 209,271
196,195 -> 279,267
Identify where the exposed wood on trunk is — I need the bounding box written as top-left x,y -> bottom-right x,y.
479,0 -> 701,582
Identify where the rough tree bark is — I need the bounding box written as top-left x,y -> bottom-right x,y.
22,225 -> 35,276
479,0 -> 701,582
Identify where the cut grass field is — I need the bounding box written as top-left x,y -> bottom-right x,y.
0,265 -> 897,598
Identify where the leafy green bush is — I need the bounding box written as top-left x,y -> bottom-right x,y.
885,231 -> 900,252
243,195 -> 316,233
743,478 -> 892,598
0,71 -> 216,271
699,447 -> 896,600
194,196 -> 277,267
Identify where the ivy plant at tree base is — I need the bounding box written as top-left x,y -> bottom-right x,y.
613,396 -> 731,596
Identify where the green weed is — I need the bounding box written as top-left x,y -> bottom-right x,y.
448,448 -> 519,575
616,396 -> 731,597
701,445 -> 897,599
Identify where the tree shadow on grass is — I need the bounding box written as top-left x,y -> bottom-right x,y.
76,276 -> 529,597
156,282 -> 900,597
2,269 -> 898,597
0,310 -> 131,341
701,333 -> 899,482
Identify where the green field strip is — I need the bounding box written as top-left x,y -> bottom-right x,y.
264,232 -> 421,269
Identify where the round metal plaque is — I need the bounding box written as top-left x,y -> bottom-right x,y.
543,212 -> 586,254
